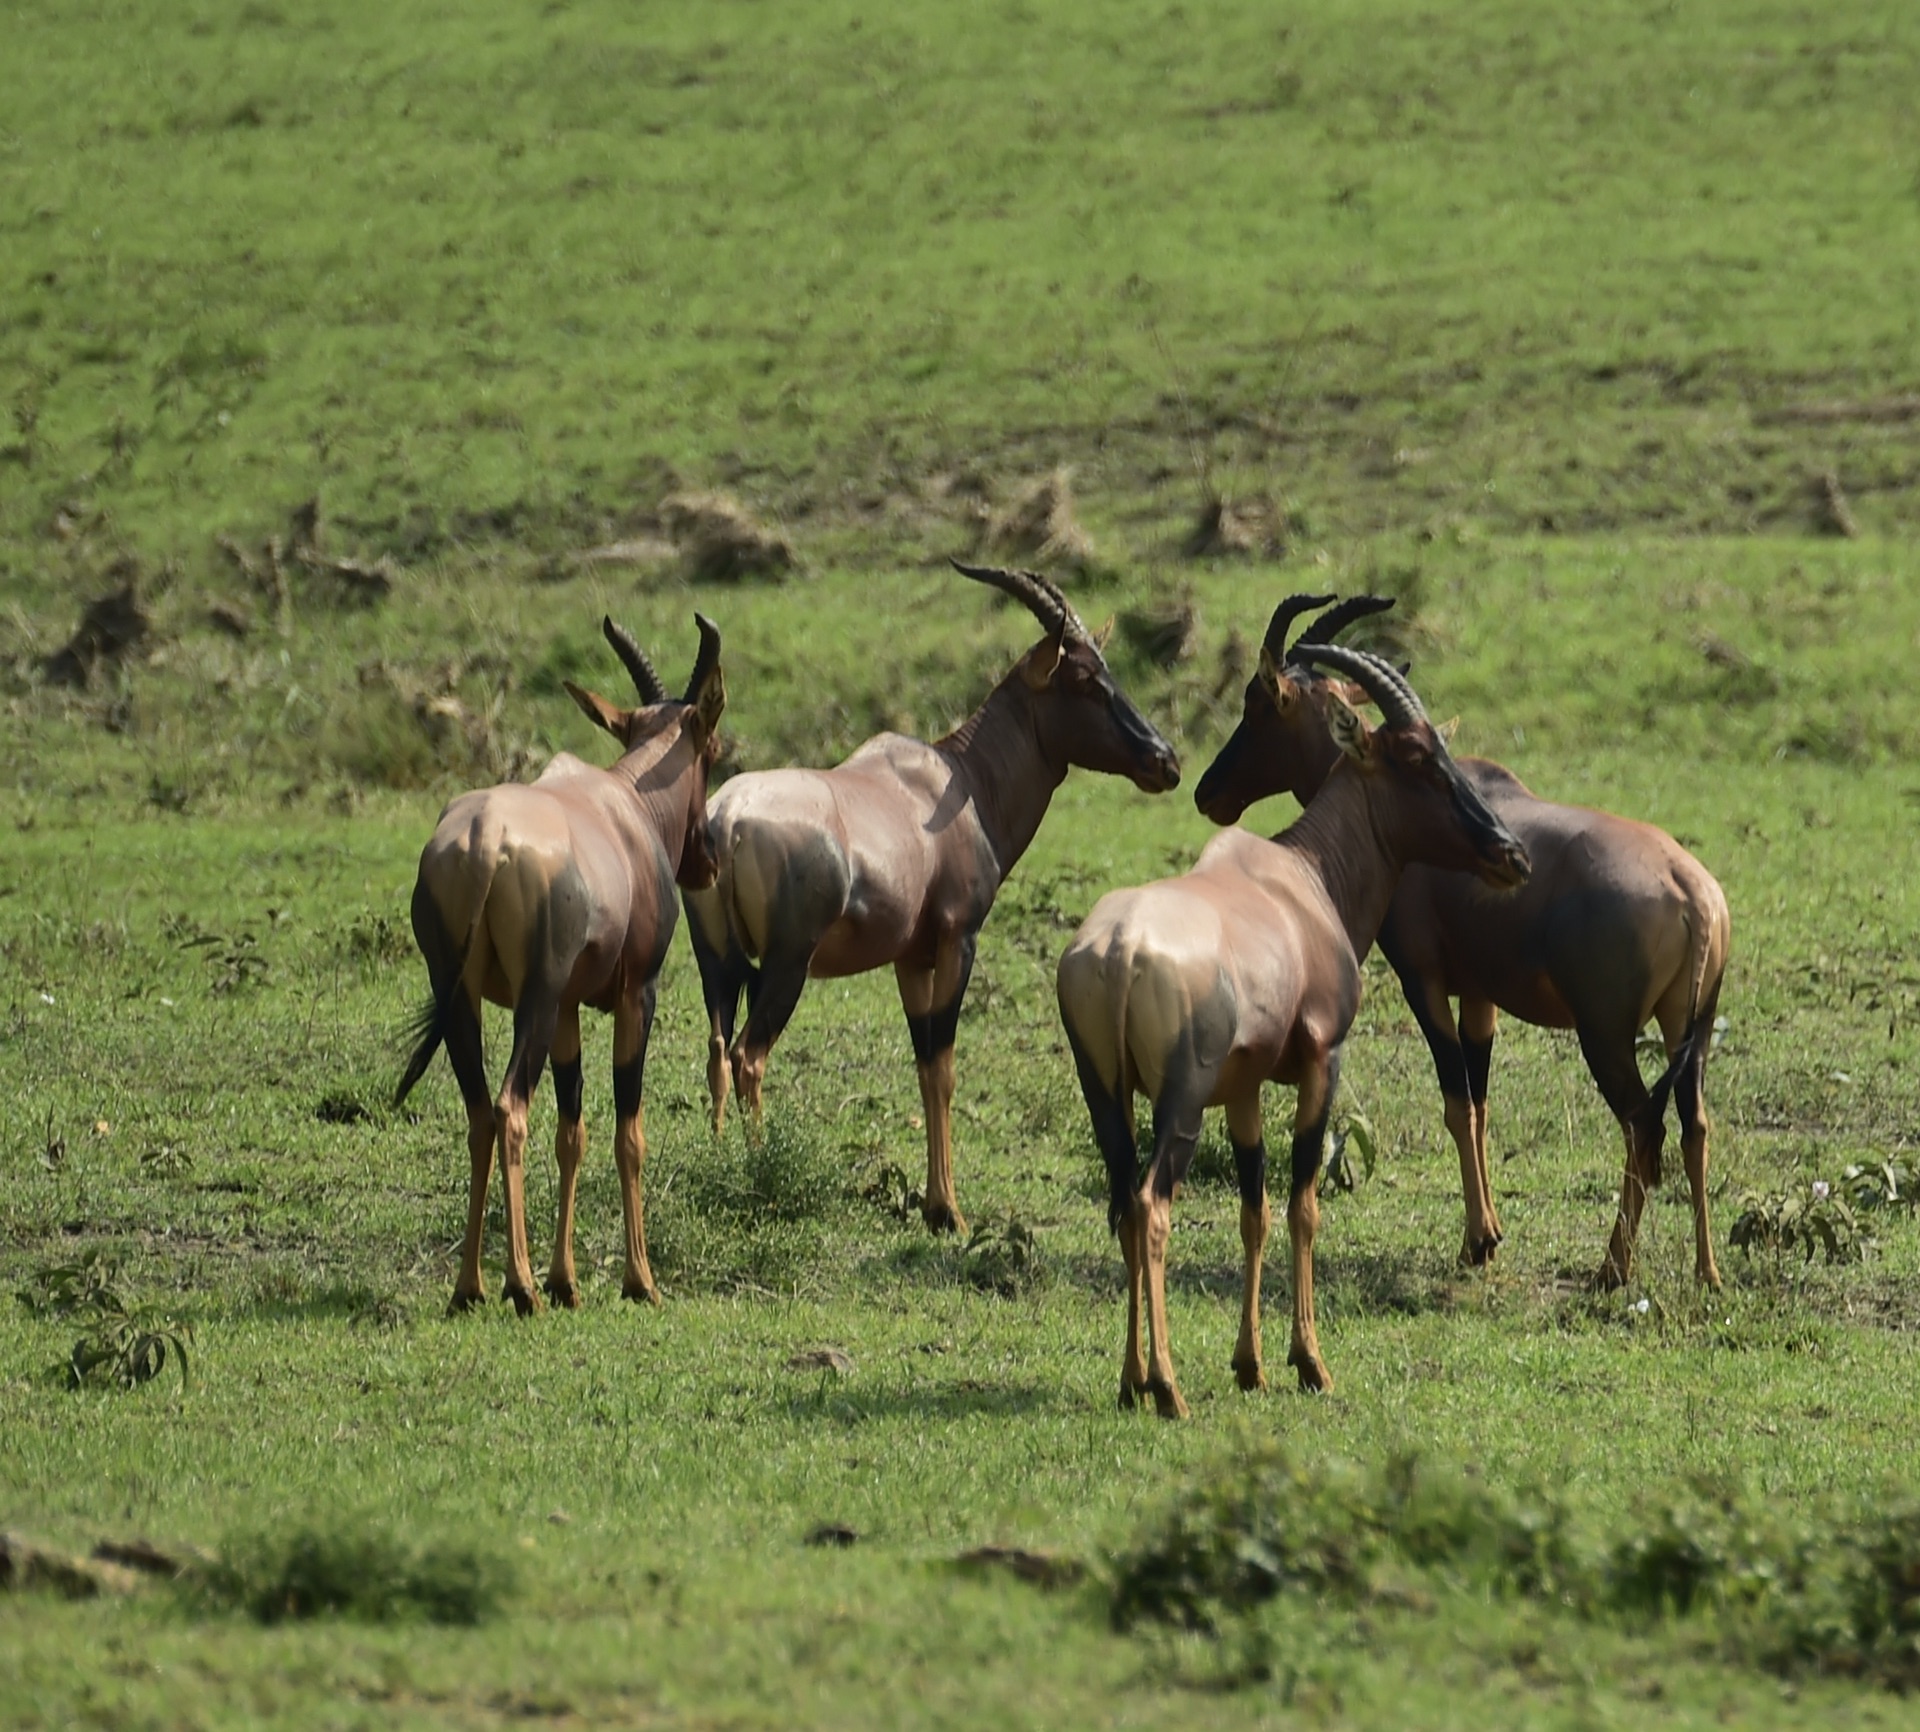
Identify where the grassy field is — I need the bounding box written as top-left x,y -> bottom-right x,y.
5,0 -> 1920,1726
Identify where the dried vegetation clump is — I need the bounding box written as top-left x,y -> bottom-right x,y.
342,655 -> 542,789
214,496 -> 396,637
985,468 -> 1096,571
660,489 -> 797,583
42,559 -> 152,687
1181,492 -> 1288,560
1117,593 -> 1198,668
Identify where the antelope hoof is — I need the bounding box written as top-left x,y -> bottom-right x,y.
1148,1378 -> 1190,1421
543,1277 -> 582,1310
505,1284 -> 543,1318
446,1287 -> 485,1317
1461,1233 -> 1501,1268
621,1277 -> 661,1307
1593,1258 -> 1631,1293
1698,1261 -> 1724,1291
922,1201 -> 967,1237
1232,1356 -> 1267,1393
1289,1349 -> 1332,1394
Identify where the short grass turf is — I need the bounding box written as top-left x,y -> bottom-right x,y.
6,0 -> 1920,1724
6,541 -> 1920,1727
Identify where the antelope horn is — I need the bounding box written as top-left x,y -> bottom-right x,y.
1290,642 -> 1428,733
1260,593 -> 1337,658
1290,593 -> 1396,656
602,616 -> 668,705
948,557 -> 1087,641
683,611 -> 722,703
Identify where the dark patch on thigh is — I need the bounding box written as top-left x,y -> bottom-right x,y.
1233,1138 -> 1267,1211
1462,1033 -> 1493,1106
553,1055 -> 584,1123
905,937 -> 977,1064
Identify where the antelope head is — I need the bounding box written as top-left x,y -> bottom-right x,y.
1194,592 -> 1399,824
566,613 -> 727,888
1289,642 -> 1530,889
950,558 -> 1181,793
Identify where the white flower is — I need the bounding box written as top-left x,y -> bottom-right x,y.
1812,1180 -> 1831,1201
1633,1297 -> 1650,1315
38,992 -> 54,1005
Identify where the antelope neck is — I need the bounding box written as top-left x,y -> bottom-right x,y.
1270,766 -> 1405,954
937,669 -> 1067,878
613,729 -> 698,873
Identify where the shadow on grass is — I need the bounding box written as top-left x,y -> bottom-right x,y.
779,1380 -> 1062,1424
1051,1245 -> 1462,1319
235,1281 -> 409,1328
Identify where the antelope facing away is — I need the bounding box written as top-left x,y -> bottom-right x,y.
1194,594 -> 1730,1289
396,615 -> 726,1315
686,559 -> 1181,1235
1059,641 -> 1530,1416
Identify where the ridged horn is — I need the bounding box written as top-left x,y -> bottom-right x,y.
1290,642 -> 1428,733
1290,594 -> 1396,656
948,557 -> 1087,641
602,616 -> 668,705
1260,593 -> 1337,658
683,611 -> 722,702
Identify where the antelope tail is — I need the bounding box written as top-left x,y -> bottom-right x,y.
393,885 -> 483,1108
1644,909 -> 1716,1135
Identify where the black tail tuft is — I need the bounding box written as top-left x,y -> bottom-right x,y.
392,992 -> 447,1108
1640,1024 -> 1706,1186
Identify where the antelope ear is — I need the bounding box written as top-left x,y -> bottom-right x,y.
1022,628 -> 1068,690
1093,615 -> 1115,652
565,681 -> 627,740
1326,688 -> 1371,763
687,662 -> 727,745
1436,714 -> 1460,746
1256,645 -> 1299,711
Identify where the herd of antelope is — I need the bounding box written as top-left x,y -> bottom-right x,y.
398,562 -> 1729,1418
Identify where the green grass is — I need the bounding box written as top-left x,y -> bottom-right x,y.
2,0 -> 1918,578
5,0 -> 1920,1723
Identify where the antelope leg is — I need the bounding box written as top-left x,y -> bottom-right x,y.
613,981 -> 661,1305
1225,1093 -> 1269,1392
896,935 -> 977,1236
544,1007 -> 585,1308
1285,1047 -> 1338,1393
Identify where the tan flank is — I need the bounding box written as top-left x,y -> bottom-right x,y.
684,560 -> 1180,1237
396,616 -> 727,1315
1195,593 -> 1729,1291
1060,624 -> 1532,1415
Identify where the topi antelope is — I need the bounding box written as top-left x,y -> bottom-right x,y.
686,558 -> 1181,1235
1194,594 -> 1730,1289
396,615 -> 726,1315
1059,643 -> 1529,1416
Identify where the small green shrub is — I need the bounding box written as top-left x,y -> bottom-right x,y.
1729,1180 -> 1861,1266
960,1212 -> 1045,1298
643,1116 -> 846,1295
684,1115 -> 843,1226
1110,1444 -> 1578,1634
19,1250 -> 194,1392
200,1521 -> 516,1625
1111,1444 -> 1920,1693
1605,1477 -> 1798,1617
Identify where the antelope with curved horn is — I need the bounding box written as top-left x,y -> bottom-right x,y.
1059,643 -> 1529,1416
686,558 -> 1181,1235
396,615 -> 727,1315
1194,594 -> 1729,1289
